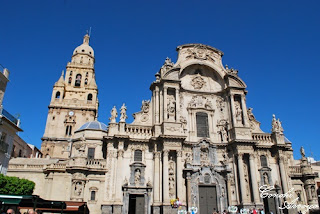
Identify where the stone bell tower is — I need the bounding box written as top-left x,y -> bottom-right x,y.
41,34 -> 98,159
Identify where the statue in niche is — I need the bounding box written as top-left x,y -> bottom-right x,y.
168,156 -> 175,198
221,186 -> 225,197
180,116 -> 187,133
311,186 -> 316,198
235,101 -> 243,125
74,181 -> 83,196
74,142 -> 86,157
220,126 -> 228,142
109,106 -> 118,123
263,172 -> 269,185
135,169 -> 141,185
200,148 -> 209,166
120,103 -> 127,122
167,96 -> 176,120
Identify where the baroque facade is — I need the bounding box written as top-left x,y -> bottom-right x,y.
8,35 -> 319,214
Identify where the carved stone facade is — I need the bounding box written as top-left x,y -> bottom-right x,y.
7,41 -> 318,214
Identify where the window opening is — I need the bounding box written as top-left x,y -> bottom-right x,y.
196,112 -> 209,137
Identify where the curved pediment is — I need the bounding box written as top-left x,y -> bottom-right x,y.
225,75 -> 247,89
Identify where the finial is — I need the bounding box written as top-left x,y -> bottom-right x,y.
61,70 -> 64,76
83,34 -> 90,45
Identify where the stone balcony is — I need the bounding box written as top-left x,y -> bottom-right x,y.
289,166 -> 302,177
124,124 -> 153,139
252,133 -> 274,145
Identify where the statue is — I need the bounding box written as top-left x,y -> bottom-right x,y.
220,126 -> 228,142
109,106 -> 118,123
75,182 -> 83,196
300,146 -> 306,158
167,96 -> 176,121
141,100 -> 150,113
180,116 -> 187,132
135,169 -> 141,185
235,101 -> 242,125
272,114 -> 284,134
120,103 -> 127,122
263,173 -> 269,185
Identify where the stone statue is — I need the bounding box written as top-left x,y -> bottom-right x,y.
180,116 -> 187,132
271,114 -> 284,134
235,101 -> 242,125
75,181 -> 83,196
135,169 -> 141,185
220,126 -> 228,142
141,100 -> 150,113
263,173 -> 269,185
109,106 -> 118,123
311,186 -> 316,198
120,103 -> 127,122
167,96 -> 176,121
300,146 -> 305,158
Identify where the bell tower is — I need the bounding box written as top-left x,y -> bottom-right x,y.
41,34 -> 98,159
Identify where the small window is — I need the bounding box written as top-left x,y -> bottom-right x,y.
65,125 -> 72,136
82,49 -> 85,52
75,74 -> 82,86
70,71 -> 73,75
260,155 -> 268,167
86,72 -> 88,77
55,91 -> 61,99
87,94 -> 93,101
196,112 -> 209,138
88,148 -> 95,159
91,191 -> 96,201
134,150 -> 142,161
85,78 -> 88,85
68,77 -> 72,84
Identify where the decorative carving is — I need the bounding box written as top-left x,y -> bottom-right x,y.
271,114 -> 284,134
120,103 -> 127,122
109,106 -> 118,123
234,101 -> 243,125
217,119 -> 228,143
74,142 -> 86,157
168,156 -> 176,198
216,96 -> 225,111
177,150 -> 182,157
118,149 -> 124,158
200,146 -> 210,166
188,95 -> 213,110
184,45 -> 215,62
141,100 -> 150,113
191,74 -> 206,89
225,66 -> 238,75
160,57 -> 174,74
185,152 -> 192,164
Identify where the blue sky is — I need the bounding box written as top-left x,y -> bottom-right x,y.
1,0 -> 319,160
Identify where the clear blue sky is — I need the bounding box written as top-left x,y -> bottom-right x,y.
1,0 -> 319,160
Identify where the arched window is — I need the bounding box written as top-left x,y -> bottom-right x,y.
75,74 -> 82,86
87,94 -> 93,101
134,150 -> 142,161
260,155 -> 268,167
55,91 -> 60,99
86,72 -> 88,77
70,71 -> 73,76
68,77 -> 72,84
196,112 -> 209,138
90,191 -> 96,201
18,149 -> 22,157
85,78 -> 88,85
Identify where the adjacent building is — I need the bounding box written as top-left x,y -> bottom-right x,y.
7,35 -> 319,214
0,67 -> 22,174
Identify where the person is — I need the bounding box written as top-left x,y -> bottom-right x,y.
6,209 -> 15,214
27,210 -> 38,214
260,209 -> 265,214
253,208 -> 257,214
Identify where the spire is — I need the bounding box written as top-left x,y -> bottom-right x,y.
54,70 -> 65,87
83,34 -> 90,45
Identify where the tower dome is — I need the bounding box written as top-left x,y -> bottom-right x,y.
77,121 -> 108,131
73,34 -> 94,57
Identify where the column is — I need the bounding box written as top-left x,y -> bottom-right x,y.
186,172 -> 192,210
177,150 -> 185,203
163,149 -> 170,203
163,87 -> 168,122
115,149 -> 124,202
159,90 -> 163,123
279,156 -> 289,194
153,152 -> 161,203
175,88 -> 180,122
241,94 -> 249,127
237,153 -> 247,204
249,154 -> 260,204
155,86 -> 160,124
230,94 -> 236,126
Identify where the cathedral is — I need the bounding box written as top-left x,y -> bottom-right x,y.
7,35 -> 319,214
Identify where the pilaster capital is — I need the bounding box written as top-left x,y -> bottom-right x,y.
249,153 -> 256,160
177,150 -> 182,157
163,150 -> 169,157
237,152 -> 244,158
154,151 -> 161,159
118,149 -> 124,158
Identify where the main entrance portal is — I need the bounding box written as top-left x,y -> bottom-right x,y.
199,186 -> 218,214
129,194 -> 145,214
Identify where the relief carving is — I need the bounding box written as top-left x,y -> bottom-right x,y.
191,74 -> 206,90
184,45 -> 215,62
160,57 -> 174,74
167,95 -> 176,121
168,156 -> 176,198
188,95 -> 213,110
180,116 -> 187,133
